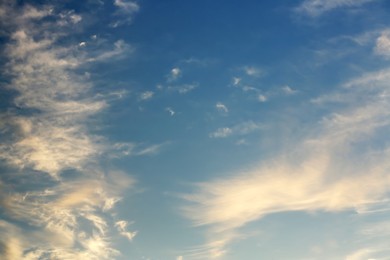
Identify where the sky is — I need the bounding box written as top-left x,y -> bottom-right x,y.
1,0 -> 390,259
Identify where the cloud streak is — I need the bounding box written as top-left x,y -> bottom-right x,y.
183,66 -> 390,258
209,121 -> 263,139
296,0 -> 375,16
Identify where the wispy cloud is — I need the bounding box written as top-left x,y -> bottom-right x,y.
215,102 -> 228,113
374,30 -> 390,58
296,0 -> 375,16
111,0 -> 140,27
345,248 -> 375,260
232,77 -> 241,86
0,172 -> 136,259
115,220 -> 138,241
139,91 -> 154,101
243,66 -> 264,77
168,67 -> 182,82
87,39 -> 133,62
281,85 -> 297,95
209,127 -> 233,138
166,107 -> 176,116
112,142 -> 169,157
209,121 -> 263,139
168,83 -> 198,94
0,2 -> 137,259
184,66 -> 390,257
114,0 -> 140,13
258,94 -> 267,102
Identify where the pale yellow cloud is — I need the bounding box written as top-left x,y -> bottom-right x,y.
0,3 -> 137,259
183,66 -> 390,258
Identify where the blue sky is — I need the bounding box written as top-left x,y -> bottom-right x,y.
1,0 -> 390,259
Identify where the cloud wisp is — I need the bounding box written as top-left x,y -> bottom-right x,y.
209,121 -> 263,139
183,66 -> 390,258
215,102 -> 229,113
0,2 -> 136,259
111,0 -> 140,27
374,30 -> 390,59
296,0 -> 375,16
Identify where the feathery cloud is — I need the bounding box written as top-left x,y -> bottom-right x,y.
111,0 -> 140,27
166,107 -> 176,116
296,0 -> 375,16
243,66 -> 263,77
114,0 -> 140,13
168,84 -> 198,94
232,77 -> 241,86
184,66 -> 390,258
168,67 -> 182,82
258,94 -> 267,102
209,127 -> 233,138
0,2 -> 137,259
375,30 -> 390,58
140,91 -> 154,101
209,121 -> 263,139
281,85 -> 297,95
215,102 -> 228,113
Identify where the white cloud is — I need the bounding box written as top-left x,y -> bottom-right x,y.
375,30 -> 390,58
168,67 -> 181,82
296,0 -> 375,16
258,94 -> 267,102
242,85 -> 258,92
209,121 -> 263,139
136,143 -> 167,156
209,127 -> 233,138
88,40 -> 133,62
215,102 -> 228,113
112,0 -> 140,27
281,85 -> 297,95
113,142 -> 168,157
168,84 -> 198,94
232,77 -> 241,86
140,91 -> 154,100
0,3 -> 137,259
115,220 -> 137,241
243,66 -> 263,77
184,67 -> 390,258
235,139 -> 248,146
166,107 -> 176,116
114,0 -> 140,13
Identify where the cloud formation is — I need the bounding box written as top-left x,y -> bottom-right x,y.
184,65 -> 390,258
375,30 -> 390,58
112,142 -> 169,157
215,102 -> 228,113
111,0 -> 140,27
296,0 -> 375,16
209,121 -> 263,139
140,91 -> 154,101
243,66 -> 263,77
0,2 -> 136,259
167,84 -> 198,94
168,67 -> 182,82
